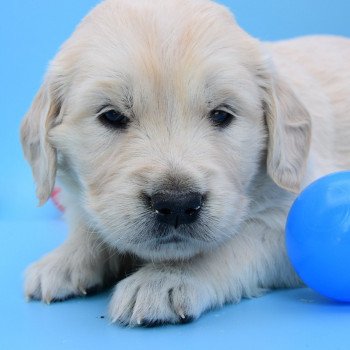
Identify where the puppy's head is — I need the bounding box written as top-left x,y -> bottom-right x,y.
21,0 -> 311,260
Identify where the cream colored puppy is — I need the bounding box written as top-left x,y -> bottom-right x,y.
21,0 -> 350,326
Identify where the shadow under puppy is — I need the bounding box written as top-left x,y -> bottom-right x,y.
21,0 -> 350,326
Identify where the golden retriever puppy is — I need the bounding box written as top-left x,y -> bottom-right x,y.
21,0 -> 350,326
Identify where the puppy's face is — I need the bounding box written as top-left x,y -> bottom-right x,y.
21,0 -> 311,261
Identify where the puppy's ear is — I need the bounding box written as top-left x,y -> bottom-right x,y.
21,75 -> 61,205
261,63 -> 311,193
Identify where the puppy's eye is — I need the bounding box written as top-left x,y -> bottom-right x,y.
209,109 -> 235,128
98,109 -> 129,129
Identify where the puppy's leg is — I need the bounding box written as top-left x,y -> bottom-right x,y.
109,218 -> 301,326
25,222 -> 120,303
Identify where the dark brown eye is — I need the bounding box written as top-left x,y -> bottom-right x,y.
209,109 -> 235,128
98,109 -> 129,129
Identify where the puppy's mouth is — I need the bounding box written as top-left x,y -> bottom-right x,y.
157,234 -> 184,244
94,186 -> 220,259
131,217 -> 213,248
129,223 -> 207,260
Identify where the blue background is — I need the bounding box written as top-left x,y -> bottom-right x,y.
1,1 -> 350,349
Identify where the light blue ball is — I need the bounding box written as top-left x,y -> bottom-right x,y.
286,171 -> 350,302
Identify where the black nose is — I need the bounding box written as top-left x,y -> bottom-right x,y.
150,191 -> 203,228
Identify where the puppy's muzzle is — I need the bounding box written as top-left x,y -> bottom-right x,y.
149,191 -> 203,229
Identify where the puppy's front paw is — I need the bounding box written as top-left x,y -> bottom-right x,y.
109,265 -> 213,326
25,244 -> 108,303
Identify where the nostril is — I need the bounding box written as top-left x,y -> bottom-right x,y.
156,207 -> 172,215
184,206 -> 201,216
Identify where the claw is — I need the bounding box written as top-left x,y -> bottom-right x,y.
79,287 -> 87,295
178,309 -> 186,319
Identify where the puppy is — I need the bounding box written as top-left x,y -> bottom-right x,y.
21,0 -> 350,326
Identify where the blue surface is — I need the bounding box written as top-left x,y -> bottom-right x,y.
1,1 -> 350,349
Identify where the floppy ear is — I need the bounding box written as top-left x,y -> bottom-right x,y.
20,76 -> 61,205
262,66 -> 312,193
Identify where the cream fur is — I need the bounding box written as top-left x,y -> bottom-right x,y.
21,0 -> 350,326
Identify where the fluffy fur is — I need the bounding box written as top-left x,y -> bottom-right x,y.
21,0 -> 350,326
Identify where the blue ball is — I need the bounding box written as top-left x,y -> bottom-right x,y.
286,171 -> 350,302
